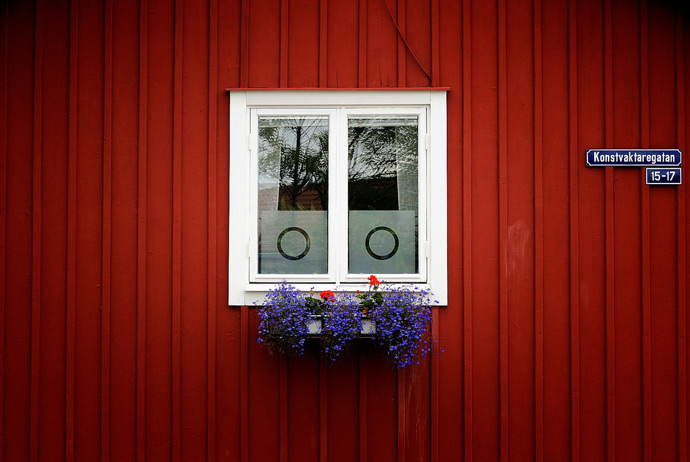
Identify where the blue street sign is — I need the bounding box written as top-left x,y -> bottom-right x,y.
586,149 -> 681,167
645,168 -> 682,185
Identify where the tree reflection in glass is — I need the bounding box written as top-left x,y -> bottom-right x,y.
258,116 -> 329,274
348,116 -> 419,274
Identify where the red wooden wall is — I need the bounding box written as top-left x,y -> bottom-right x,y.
1,0 -> 689,460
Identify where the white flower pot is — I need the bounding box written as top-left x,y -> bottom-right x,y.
306,315 -> 375,336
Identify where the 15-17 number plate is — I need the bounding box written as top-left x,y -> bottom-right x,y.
645,167 -> 682,185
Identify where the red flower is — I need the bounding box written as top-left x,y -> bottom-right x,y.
320,290 -> 335,300
367,275 -> 381,286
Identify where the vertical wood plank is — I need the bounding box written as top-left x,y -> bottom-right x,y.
74,0 -> 106,451
568,0 -> 580,459
319,357 -> 327,462
430,2 -> 441,451
604,1 -> 615,461
430,307 -> 440,462
29,1 -> 44,460
437,23 -> 464,462
646,15 -> 678,459
397,369 -> 406,462
498,0 -> 509,459
207,0 -> 218,458
430,0 -> 439,87
108,1 -> 139,457
533,0 -> 544,459
358,0 -> 366,87
65,0 -> 77,459
397,0 -> 405,86
241,305 -> 249,462
280,0 -> 288,87
102,0 -> 114,459
240,0 -> 249,87
639,1 -> 651,461
280,356 -> 288,462
0,2 -> 7,457
609,3 -> 642,459
172,0 -> 183,460
2,4 -> 34,457
358,348 -> 367,462
462,0 -> 472,458
136,0 -> 148,458
319,0 -> 327,86
676,9 -> 687,462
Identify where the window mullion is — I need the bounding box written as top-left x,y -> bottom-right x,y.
327,109 -> 338,283
336,108 -> 349,286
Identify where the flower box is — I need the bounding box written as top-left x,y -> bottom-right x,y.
256,277 -> 439,367
307,315 -> 376,337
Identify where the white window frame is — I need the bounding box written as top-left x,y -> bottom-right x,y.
228,90 -> 448,306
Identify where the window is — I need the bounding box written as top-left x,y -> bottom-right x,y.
229,90 -> 447,305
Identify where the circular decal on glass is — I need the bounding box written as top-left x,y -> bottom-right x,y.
277,227 -> 311,261
365,226 -> 400,260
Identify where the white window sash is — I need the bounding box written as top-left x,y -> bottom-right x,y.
249,108 -> 337,284
338,107 -> 427,284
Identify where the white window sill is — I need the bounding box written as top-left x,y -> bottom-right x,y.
243,282 -> 444,307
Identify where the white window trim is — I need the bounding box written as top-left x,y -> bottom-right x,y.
228,90 -> 448,306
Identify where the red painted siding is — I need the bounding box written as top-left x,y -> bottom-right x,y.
1,0 -> 689,460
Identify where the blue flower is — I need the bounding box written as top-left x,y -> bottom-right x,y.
257,278 -> 441,368
256,282 -> 311,356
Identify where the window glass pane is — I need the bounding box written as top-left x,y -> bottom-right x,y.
348,116 -> 418,274
258,116 -> 329,274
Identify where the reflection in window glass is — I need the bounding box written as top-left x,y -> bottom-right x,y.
258,116 -> 328,274
348,116 -> 418,274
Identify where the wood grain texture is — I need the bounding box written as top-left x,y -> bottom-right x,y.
280,0 -> 288,87
397,368 -> 406,462
676,9 -> 687,462
319,0 -> 327,86
240,0 -> 249,87
498,0 -> 509,458
101,0 -> 113,459
462,0 -> 473,459
207,0 -> 218,458
640,2 -> 652,461
0,2 -> 7,457
430,306 -> 439,462
65,0 -> 77,459
533,0 -> 544,459
358,348 -> 367,462
397,0 -> 406,85
358,0 -> 366,87
3,2 -> 34,457
172,0 -> 183,459
28,5 -> 43,458
29,1 -> 44,460
604,0 -> 615,460
280,356 -> 288,462
240,305 -> 249,462
319,357 -> 327,462
430,0 -> 439,87
136,0 -> 148,458
568,0 -> 580,459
